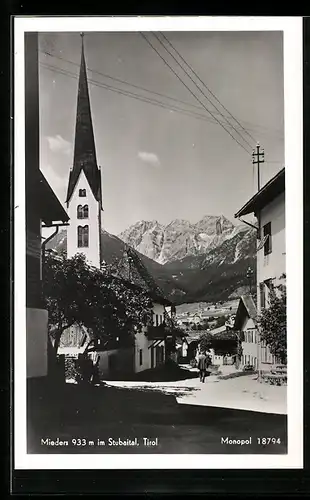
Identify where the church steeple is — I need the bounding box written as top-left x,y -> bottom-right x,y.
66,34 -> 102,207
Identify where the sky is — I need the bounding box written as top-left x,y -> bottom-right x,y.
39,31 -> 284,235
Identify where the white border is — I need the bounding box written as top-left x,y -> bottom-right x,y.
14,16 -> 303,470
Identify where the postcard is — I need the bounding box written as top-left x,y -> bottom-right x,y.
14,16 -> 303,469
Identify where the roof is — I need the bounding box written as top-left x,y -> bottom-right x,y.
234,295 -> 257,330
210,325 -> 228,336
27,170 -> 69,225
66,37 -> 102,206
234,168 -> 285,218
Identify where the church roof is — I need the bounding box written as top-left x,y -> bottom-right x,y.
66,36 -> 102,207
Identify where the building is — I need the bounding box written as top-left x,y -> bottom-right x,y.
25,33 -> 69,380
235,167 -> 285,369
176,335 -> 200,363
65,35 -> 102,269
75,281 -> 174,379
234,295 -> 258,369
62,35 -> 176,378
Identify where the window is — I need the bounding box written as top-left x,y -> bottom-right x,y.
77,205 -> 88,219
77,225 -> 89,247
79,189 -> 86,197
265,278 -> 273,306
77,205 -> 83,219
263,222 -> 272,255
83,205 -> 88,218
260,282 -> 266,309
139,349 -> 143,366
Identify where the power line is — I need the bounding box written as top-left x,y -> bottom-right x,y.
40,49 -> 283,140
139,32 -> 252,155
151,32 -> 253,150
158,31 -> 257,145
40,50 -> 207,114
40,61 -> 282,165
40,61 -> 256,131
40,62 -> 227,124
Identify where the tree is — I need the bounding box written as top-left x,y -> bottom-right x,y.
43,253 -> 153,355
258,280 -> 287,364
214,315 -> 227,328
199,332 -> 213,352
211,331 -> 238,356
197,319 -> 209,331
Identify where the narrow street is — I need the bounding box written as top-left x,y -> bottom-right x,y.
104,367 -> 287,415
27,371 -> 287,455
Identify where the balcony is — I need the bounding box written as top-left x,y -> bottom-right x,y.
146,324 -> 168,341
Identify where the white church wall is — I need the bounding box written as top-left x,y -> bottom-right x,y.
67,169 -> 101,269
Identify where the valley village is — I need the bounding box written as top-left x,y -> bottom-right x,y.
25,30 -> 287,454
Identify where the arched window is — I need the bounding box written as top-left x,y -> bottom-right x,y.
77,205 -> 88,219
77,225 -> 89,247
83,205 -> 88,218
79,189 -> 86,197
77,205 -> 83,219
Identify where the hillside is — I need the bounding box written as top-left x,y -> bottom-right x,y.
46,229 -> 188,303
47,213 -> 256,305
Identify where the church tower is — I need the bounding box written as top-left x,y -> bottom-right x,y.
66,34 -> 102,269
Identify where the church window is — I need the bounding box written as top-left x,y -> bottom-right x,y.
83,205 -> 89,218
77,205 -> 83,219
77,205 -> 88,219
77,225 -> 89,247
79,189 -> 86,197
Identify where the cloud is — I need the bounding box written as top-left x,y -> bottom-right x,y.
40,163 -> 66,206
46,134 -> 71,155
138,151 -> 160,167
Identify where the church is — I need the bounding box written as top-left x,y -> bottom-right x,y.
61,35 -> 175,379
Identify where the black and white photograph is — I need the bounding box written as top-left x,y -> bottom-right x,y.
14,17 -> 303,469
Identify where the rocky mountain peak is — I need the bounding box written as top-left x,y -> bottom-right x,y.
195,214 -> 234,236
117,215 -> 252,265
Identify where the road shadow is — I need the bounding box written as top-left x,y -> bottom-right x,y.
105,364 -> 200,383
27,381 -> 287,454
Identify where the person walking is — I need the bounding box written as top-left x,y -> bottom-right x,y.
197,351 -> 208,383
91,356 -> 101,386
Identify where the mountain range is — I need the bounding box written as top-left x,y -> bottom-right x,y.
47,215 -> 256,305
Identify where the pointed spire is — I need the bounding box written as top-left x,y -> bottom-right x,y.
66,34 -> 102,206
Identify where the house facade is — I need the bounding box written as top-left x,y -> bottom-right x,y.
234,295 -> 259,369
235,168 -> 285,370
134,301 -> 169,374
25,33 -> 69,380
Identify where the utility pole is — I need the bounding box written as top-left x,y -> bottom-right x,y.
252,142 -> 265,191
252,143 -> 264,383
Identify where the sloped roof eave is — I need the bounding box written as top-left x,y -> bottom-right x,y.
234,168 -> 285,218
66,166 -> 102,205
234,295 -> 257,330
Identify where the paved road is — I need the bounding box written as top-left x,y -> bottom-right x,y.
27,383 -> 287,454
